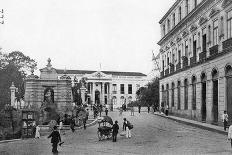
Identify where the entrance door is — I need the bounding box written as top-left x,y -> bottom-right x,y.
228,77 -> 232,124
95,91 -> 100,105
213,80 -> 218,123
202,82 -> 206,122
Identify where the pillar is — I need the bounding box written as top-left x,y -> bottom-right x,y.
92,82 -> 95,105
102,82 -> 105,105
10,82 -> 16,107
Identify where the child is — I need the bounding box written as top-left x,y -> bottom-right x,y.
112,120 -> 119,142
48,126 -> 61,154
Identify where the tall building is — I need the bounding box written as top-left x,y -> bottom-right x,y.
158,0 -> 232,125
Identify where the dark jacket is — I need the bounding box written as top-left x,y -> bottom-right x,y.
48,130 -> 61,144
112,123 -> 119,134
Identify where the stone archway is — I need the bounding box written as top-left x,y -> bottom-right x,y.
212,68 -> 219,124
226,65 -> 232,124
201,72 -> 207,122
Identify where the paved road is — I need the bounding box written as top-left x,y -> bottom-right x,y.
0,111 -> 231,155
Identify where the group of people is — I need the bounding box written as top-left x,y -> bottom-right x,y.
112,118 -> 133,142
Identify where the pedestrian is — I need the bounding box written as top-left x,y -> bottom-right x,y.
59,120 -> 65,135
119,107 -> 123,116
138,104 -> 141,113
83,117 -> 87,130
105,108 -> 108,116
47,126 -> 61,154
70,118 -> 75,132
228,124 -> 232,148
165,105 -> 169,116
86,109 -> 89,120
99,104 -> 102,117
131,106 -> 134,116
123,118 -> 131,138
35,125 -> 40,138
112,120 -> 119,142
222,110 -> 229,131
147,105 -> 150,113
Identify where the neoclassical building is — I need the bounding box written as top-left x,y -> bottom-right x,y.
56,69 -> 146,109
158,0 -> 232,125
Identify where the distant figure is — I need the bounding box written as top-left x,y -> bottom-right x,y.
86,109 -> 89,120
99,104 -> 103,117
112,120 -> 119,142
138,104 -> 141,113
119,107 -> 123,116
228,125 -> 232,148
105,108 -> 108,116
48,126 -> 61,154
222,110 -> 229,131
147,105 -> 150,113
165,105 -> 169,116
70,119 -> 75,132
59,120 -> 65,135
131,106 -> 134,116
35,125 -> 40,138
83,117 -> 87,130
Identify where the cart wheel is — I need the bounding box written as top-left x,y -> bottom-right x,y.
97,131 -> 102,141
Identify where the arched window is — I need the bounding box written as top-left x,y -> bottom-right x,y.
120,96 -> 125,106
201,72 -> 207,121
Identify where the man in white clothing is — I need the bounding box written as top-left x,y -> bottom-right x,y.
123,118 -> 131,138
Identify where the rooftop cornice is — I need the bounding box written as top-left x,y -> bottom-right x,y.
159,0 -> 182,24
158,0 -> 210,46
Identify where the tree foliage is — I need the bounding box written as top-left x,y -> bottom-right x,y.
0,51 -> 37,109
136,78 -> 159,108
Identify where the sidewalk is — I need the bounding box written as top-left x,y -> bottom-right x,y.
154,112 -> 228,135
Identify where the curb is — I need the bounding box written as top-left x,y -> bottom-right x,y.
154,113 -> 227,135
0,139 -> 22,144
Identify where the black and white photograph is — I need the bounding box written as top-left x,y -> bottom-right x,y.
1,0 -> 232,154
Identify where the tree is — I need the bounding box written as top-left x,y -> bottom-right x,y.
0,51 -> 37,109
136,78 -> 159,109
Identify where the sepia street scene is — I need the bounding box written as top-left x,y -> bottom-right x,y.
1,0 -> 232,155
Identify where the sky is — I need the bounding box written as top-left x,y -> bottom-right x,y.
0,0 -> 175,75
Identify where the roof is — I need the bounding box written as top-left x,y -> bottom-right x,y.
56,69 -> 146,77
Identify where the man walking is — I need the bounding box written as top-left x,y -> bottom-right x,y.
123,118 -> 131,138
48,126 -> 61,154
112,120 -> 119,142
222,110 -> 229,131
105,108 -> 108,116
147,105 -> 150,113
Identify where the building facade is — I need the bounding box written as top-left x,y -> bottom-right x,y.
56,69 -> 147,109
158,0 -> 232,125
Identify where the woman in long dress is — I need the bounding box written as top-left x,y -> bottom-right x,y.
35,125 -> 40,138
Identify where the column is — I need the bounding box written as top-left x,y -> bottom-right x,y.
10,82 -> 16,107
206,80 -> 213,123
92,82 -> 95,105
102,82 -> 105,105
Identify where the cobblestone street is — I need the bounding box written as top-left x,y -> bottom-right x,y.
0,111 -> 231,155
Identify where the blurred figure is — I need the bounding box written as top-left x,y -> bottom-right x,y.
48,126 -> 61,154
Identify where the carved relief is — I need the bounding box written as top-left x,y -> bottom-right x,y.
209,8 -> 220,18
198,17 -> 208,26
190,24 -> 198,32
182,30 -> 189,38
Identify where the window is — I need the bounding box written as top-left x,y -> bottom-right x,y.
213,20 -> 218,45
194,0 -> 197,8
167,56 -> 169,66
162,60 -> 165,71
163,24 -> 166,36
179,6 -> 182,21
228,10 -> 232,38
171,83 -> 175,107
172,53 -> 175,64
178,50 -> 181,64
185,0 -> 189,15
113,84 -> 117,94
173,13 -> 176,27
185,40 -> 188,57
112,97 -> 117,104
208,25 -> 211,43
120,96 -> 124,105
193,35 -> 197,57
120,84 -> 124,94
104,84 -> 107,94
202,28 -> 207,52
128,84 -> 132,94
167,19 -> 170,32
221,16 -> 224,36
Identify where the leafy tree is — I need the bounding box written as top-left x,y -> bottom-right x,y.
136,78 -> 159,109
0,51 -> 37,109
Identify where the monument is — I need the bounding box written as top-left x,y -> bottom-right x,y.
24,58 -> 73,125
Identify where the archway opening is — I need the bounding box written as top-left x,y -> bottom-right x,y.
212,69 -> 219,124
201,72 -> 207,122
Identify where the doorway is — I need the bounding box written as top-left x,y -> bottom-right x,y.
212,69 -> 219,124
226,65 -> 232,124
201,73 -> 207,122
95,90 -> 100,105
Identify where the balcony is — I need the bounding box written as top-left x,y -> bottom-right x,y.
165,68 -> 169,75
209,45 -> 218,56
161,71 -> 164,77
176,63 -> 181,70
199,51 -> 206,62
182,56 -> 188,68
190,56 -> 196,66
223,38 -> 232,51
112,91 -> 117,94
